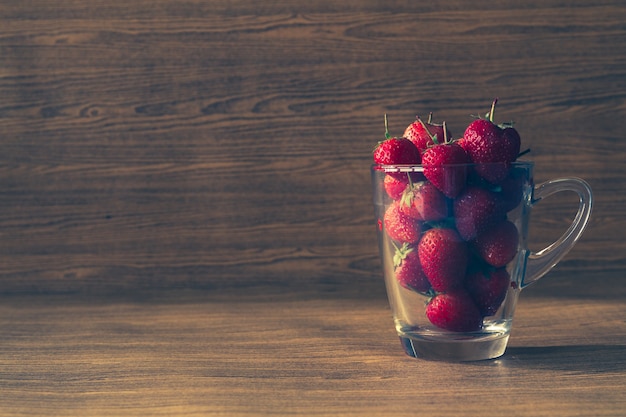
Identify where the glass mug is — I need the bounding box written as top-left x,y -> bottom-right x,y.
371,161 -> 593,361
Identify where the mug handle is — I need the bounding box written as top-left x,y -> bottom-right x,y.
521,178 -> 593,289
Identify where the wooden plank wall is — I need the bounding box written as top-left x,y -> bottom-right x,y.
1,1 -> 624,297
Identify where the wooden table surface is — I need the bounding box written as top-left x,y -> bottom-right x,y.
1,277 -> 625,416
1,1 -> 625,416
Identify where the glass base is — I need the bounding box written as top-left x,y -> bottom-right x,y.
399,332 -> 509,362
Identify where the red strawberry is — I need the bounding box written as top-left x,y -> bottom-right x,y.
399,180 -> 449,222
383,172 -> 425,200
404,113 -> 451,154
418,227 -> 468,292
465,267 -> 511,317
459,100 -> 521,184
384,201 -> 422,244
373,136 -> 421,166
421,138 -> 471,198
472,219 -> 519,267
426,291 -> 482,332
453,185 -> 505,241
496,167 -> 526,212
384,174 -> 409,200
373,115 -> 421,166
393,243 -> 431,293
502,126 -> 521,157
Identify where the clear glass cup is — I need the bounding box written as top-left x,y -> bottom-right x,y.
371,161 -> 593,361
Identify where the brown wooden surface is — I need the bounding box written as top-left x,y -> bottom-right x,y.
0,1 -> 625,415
0,287 -> 625,416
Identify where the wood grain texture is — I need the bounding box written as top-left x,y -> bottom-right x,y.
0,0 -> 625,297
0,293 -> 624,416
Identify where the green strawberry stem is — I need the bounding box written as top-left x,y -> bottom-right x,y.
406,172 -> 415,188
488,98 -> 498,122
418,113 -> 446,145
418,116 -> 438,145
384,114 -> 391,139
400,175 -> 424,210
423,288 -> 437,301
518,148 -> 531,158
391,241 -> 413,267
391,240 -> 402,267
442,121 -> 450,144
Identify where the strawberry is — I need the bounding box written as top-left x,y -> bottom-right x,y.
384,174 -> 410,200
502,126 -> 522,157
373,136 -> 421,166
421,131 -> 471,198
472,219 -> 519,267
383,172 -> 425,200
384,201 -> 422,244
373,115 -> 421,166
403,113 -> 451,154
426,291 -> 482,332
418,227 -> 468,292
453,185 -> 505,241
399,180 -> 449,222
465,267 -> 510,317
393,243 -> 431,293
496,167 -> 526,212
459,99 -> 521,184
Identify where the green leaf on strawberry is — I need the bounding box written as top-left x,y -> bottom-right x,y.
392,242 -> 432,294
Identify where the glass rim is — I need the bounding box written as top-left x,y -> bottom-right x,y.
372,160 -> 534,173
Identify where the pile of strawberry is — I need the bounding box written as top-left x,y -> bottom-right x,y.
374,100 -> 527,333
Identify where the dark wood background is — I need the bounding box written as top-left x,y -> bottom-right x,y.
1,0 -> 624,298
